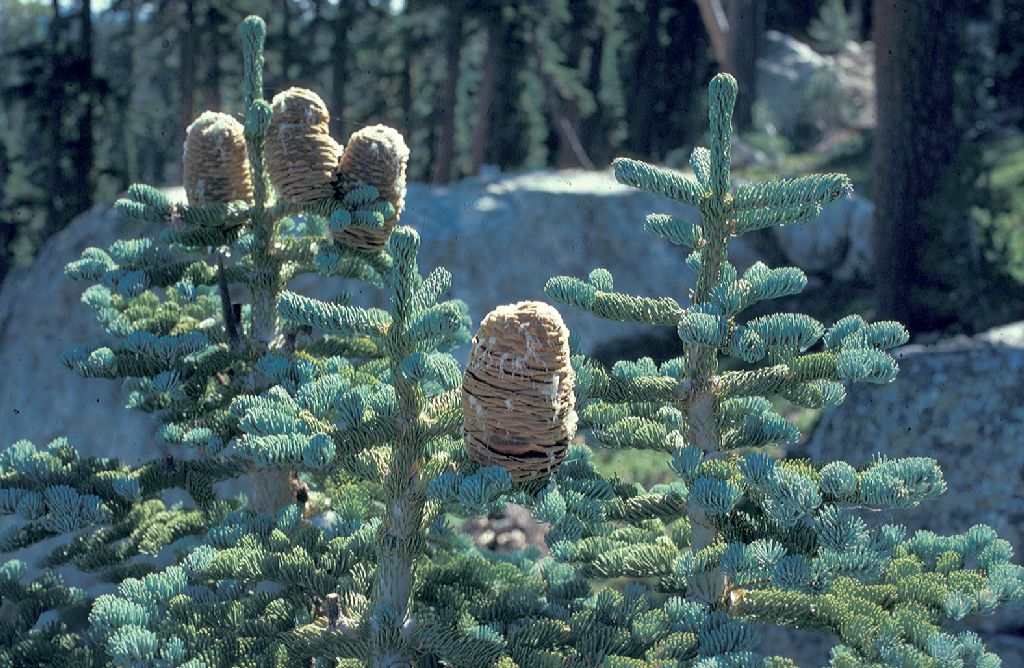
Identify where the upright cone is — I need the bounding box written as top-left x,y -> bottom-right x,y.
462,301 -> 577,482
265,87 -> 342,204
183,111 -> 253,207
334,124 -> 410,251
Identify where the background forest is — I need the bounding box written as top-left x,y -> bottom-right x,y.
1,0 -> 1024,334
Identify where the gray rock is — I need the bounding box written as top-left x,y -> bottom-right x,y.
758,31 -> 875,139
0,204 -> 161,466
771,193 -> 874,281
806,321 -> 1024,634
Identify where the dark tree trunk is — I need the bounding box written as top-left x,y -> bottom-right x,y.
46,0 -> 63,232
579,22 -> 606,159
873,0 -> 963,331
72,0 -> 95,221
431,12 -> 462,185
481,19 -> 527,170
624,0 -> 660,157
204,5 -> 224,111
330,1 -> 351,138
726,0 -> 763,132
0,117 -> 11,280
298,0 -> 324,84
278,0 -> 294,81
121,0 -> 138,184
556,2 -> 588,168
469,25 -> 497,175
177,0 -> 196,176
399,4 -> 414,138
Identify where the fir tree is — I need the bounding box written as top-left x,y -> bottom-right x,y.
0,15 -> 1021,668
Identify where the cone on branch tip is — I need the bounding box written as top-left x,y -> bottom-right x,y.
462,301 -> 577,482
265,87 -> 342,204
333,124 -> 410,251
183,111 -> 254,208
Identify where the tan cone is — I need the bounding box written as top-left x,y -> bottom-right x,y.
183,111 -> 253,206
334,124 -> 410,251
265,87 -> 342,204
462,301 -> 577,482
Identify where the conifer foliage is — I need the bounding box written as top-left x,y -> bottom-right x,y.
0,15 -> 1022,668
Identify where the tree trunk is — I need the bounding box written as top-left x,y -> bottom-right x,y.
278,0 -> 293,81
177,0 -> 196,176
298,0 -> 324,84
469,25 -> 497,175
204,5 -> 223,111
330,1 -> 351,138
556,4 -> 588,169
579,20 -> 606,159
122,0 -> 138,184
726,0 -> 763,132
430,12 -> 462,185
625,1 -> 660,157
0,118 -> 11,281
696,0 -> 729,67
872,0 -> 963,330
46,0 -> 63,232
73,0 -> 95,223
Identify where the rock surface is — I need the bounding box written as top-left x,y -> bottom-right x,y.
758,31 -> 875,140
461,504 -> 548,555
770,193 -> 874,281
806,321 -> 1024,637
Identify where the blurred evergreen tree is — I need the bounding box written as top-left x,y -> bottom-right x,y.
621,0 -> 713,160
12,0 -> 987,289
807,0 -> 855,53
0,0 -> 101,272
994,0 -> 1024,127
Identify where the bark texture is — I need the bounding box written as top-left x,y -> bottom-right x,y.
872,0 -> 963,330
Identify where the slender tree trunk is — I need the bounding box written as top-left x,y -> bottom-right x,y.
625,1 -> 660,157
556,7 -> 587,169
177,0 -> 196,177
0,116 -> 11,281
579,23 -> 605,157
46,0 -> 63,233
872,0 -> 963,330
298,0 -> 324,85
278,0 -> 293,81
122,0 -> 138,184
399,3 -> 417,149
726,0 -> 763,132
73,0 -> 95,223
431,12 -> 463,185
204,5 -> 223,111
696,0 -> 729,66
330,1 -> 351,138
469,25 -> 497,175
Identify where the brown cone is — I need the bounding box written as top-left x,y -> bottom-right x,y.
265,87 -> 342,204
334,124 -> 410,251
462,301 -> 577,482
183,111 -> 253,206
